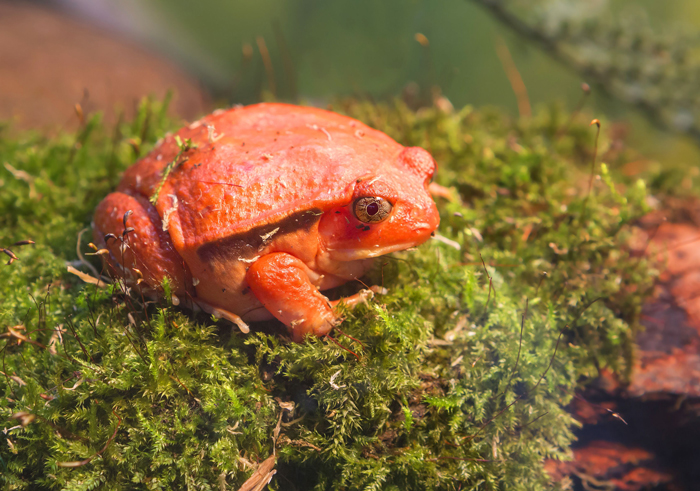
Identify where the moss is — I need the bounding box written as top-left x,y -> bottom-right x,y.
1,99 -> 654,490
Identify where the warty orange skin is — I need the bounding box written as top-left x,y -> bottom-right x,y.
94,103 -> 439,341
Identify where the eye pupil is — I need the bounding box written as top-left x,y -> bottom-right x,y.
353,197 -> 393,223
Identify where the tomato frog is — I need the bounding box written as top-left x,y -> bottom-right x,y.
93,103 -> 440,341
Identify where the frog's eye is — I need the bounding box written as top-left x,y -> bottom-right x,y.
353,197 -> 392,223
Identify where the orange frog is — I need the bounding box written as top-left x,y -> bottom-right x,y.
93,103 -> 439,341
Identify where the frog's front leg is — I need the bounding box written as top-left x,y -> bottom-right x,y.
247,253 -> 371,342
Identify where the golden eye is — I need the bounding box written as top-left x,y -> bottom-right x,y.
353,197 -> 392,223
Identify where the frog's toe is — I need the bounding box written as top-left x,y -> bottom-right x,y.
190,298 -> 250,333
331,285 -> 388,310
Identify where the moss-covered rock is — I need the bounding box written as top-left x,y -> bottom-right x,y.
0,99 -> 653,490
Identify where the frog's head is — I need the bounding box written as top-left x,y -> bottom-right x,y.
318,146 -> 440,264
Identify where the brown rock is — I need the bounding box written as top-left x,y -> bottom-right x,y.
547,441 -> 676,491
631,219 -> 700,398
555,209 -> 700,489
0,2 -> 210,132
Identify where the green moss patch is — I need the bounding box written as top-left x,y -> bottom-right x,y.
1,100 -> 653,490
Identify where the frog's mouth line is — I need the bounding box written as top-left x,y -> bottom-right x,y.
327,243 -> 419,261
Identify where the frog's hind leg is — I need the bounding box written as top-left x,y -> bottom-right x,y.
93,191 -> 192,296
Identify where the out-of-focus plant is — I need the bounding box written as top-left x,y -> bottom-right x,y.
472,0 -> 700,144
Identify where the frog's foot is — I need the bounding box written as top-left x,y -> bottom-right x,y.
246,253 -> 346,342
93,191 -> 191,295
330,285 -> 387,310
190,297 -> 250,334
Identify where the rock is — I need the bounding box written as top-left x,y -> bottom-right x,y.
0,2 -> 210,132
545,441 -> 676,491
550,205 -> 700,490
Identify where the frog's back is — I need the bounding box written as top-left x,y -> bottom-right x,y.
118,103 -> 403,252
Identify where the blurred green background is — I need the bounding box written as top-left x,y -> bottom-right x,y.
133,0 -> 700,170
6,0 -> 700,171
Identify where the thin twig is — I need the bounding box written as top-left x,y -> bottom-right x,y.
495,37 -> 531,118
326,335 -> 360,361
498,297 -> 528,398
581,119 -> 601,219
57,410 -> 122,467
256,36 -> 276,98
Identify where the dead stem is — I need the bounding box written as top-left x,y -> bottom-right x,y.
495,37 -> 531,119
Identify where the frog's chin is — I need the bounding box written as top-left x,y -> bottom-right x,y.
327,243 -> 418,262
